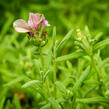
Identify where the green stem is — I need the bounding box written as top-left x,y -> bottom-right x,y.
39,46 -> 44,72
45,78 -> 50,97
53,42 -> 57,98
91,55 -> 102,93
53,55 -> 56,83
81,37 -> 101,89
39,28 -> 43,38
53,57 -> 56,98
39,46 -> 51,99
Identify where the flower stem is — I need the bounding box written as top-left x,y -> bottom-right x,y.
91,55 -> 102,93
45,78 -> 50,97
53,57 -> 56,98
39,46 -> 50,99
39,46 -> 44,72
53,42 -> 57,98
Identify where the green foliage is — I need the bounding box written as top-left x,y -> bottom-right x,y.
56,51 -> 86,62
72,66 -> 90,93
0,0 -> 109,109
77,97 -> 109,104
94,38 -> 109,51
56,29 -> 73,51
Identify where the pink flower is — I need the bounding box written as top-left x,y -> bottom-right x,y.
41,17 -> 50,29
13,13 -> 50,36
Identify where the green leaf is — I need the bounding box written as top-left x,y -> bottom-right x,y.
66,60 -> 73,72
0,97 -> 5,109
22,80 -> 41,88
52,26 -> 56,48
0,16 -> 14,39
105,90 -> 109,96
56,51 -> 86,62
56,29 -> 73,51
45,48 -> 52,71
5,100 -> 11,109
83,86 -> 97,97
41,103 -> 51,109
45,27 -> 56,71
22,80 -> 45,98
13,95 -> 21,109
94,38 -> 109,51
0,88 -> 8,102
50,98 -> 62,109
95,32 -> 103,40
77,97 -> 109,104
55,81 -> 66,94
4,76 -> 27,87
44,70 -> 50,79
72,66 -> 90,93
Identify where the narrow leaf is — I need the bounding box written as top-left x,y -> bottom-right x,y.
56,51 -> 86,62
4,76 -> 26,87
56,29 -> 73,51
0,97 -> 5,109
52,26 -> 56,48
55,81 -> 66,94
72,66 -> 90,93
45,48 -> 52,71
50,98 -> 62,109
22,80 -> 40,88
0,16 -> 14,39
94,38 -> 109,51
77,97 -> 109,104
13,95 -> 21,109
41,103 -> 51,109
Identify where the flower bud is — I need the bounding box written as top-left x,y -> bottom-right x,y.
27,30 -> 48,47
76,29 -> 82,41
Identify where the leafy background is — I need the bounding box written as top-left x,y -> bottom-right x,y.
0,0 -> 109,109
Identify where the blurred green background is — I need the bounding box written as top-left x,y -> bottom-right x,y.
0,0 -> 109,56
0,0 -> 109,108
0,0 -> 109,35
